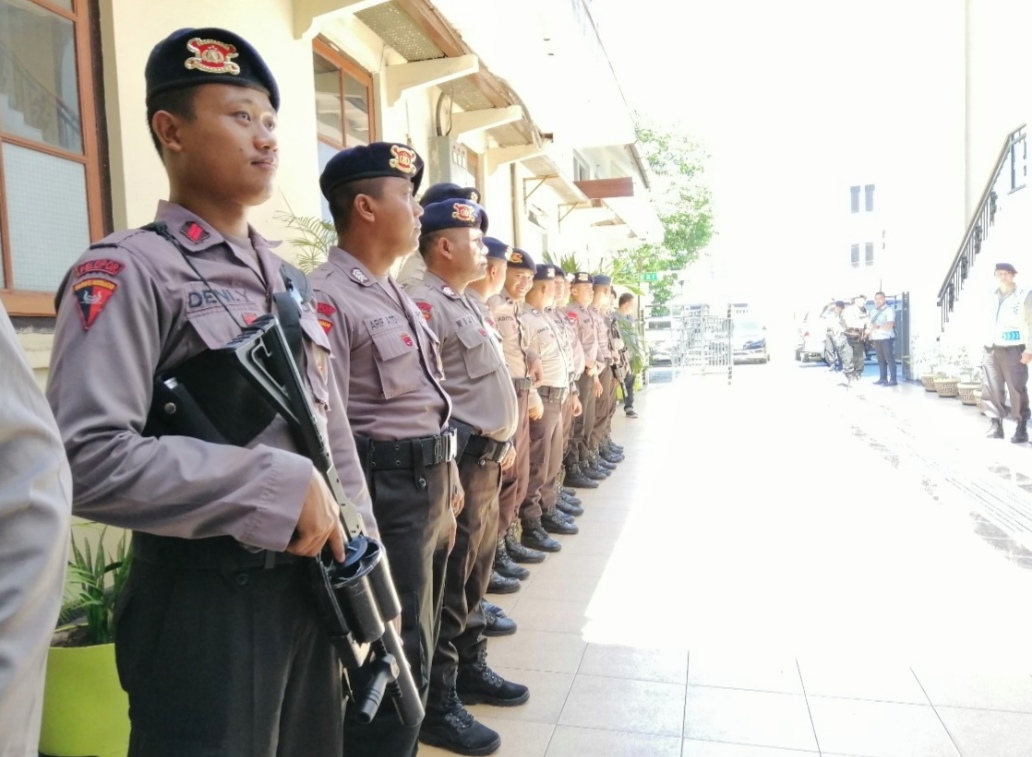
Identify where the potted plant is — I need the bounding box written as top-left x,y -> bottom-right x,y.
957,348 -> 982,405
933,344 -> 961,398
919,340 -> 941,391
39,527 -> 132,757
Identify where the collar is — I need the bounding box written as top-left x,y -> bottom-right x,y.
329,246 -> 377,287
155,200 -> 279,255
422,271 -> 462,299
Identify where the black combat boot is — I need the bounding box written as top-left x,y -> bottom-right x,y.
494,537 -> 529,580
419,686 -> 502,756
487,570 -> 520,595
457,649 -> 530,707
598,451 -> 620,467
542,506 -> 579,535
605,438 -> 625,452
1013,420 -> 1029,444
561,490 -> 582,507
601,441 -> 625,462
587,454 -> 611,477
556,496 -> 584,517
505,524 -> 546,563
583,456 -> 608,480
987,419 -> 1005,439
562,486 -> 577,496
564,462 -> 599,489
482,600 -> 517,637
521,518 -> 561,552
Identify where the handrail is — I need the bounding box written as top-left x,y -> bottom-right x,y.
0,40 -> 81,142
937,125 -> 1026,330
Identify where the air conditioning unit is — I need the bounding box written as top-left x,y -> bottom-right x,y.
431,136 -> 477,188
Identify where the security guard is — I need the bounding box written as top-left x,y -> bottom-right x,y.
566,272 -> 605,486
0,302 -> 71,757
490,250 -> 560,553
468,239 -> 548,580
523,264 -> 580,536
397,182 -> 480,287
310,142 -> 457,757
404,200 -> 528,755
47,29 -> 364,757
985,262 -> 1032,442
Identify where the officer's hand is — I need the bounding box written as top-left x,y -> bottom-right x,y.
593,377 -> 603,397
451,480 -> 465,517
571,396 -> 583,417
446,508 -> 458,554
289,471 -> 346,562
530,362 -> 544,386
1022,352 -> 1032,365
500,446 -> 517,470
529,403 -> 544,421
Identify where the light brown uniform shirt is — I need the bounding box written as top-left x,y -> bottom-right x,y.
311,247 -> 451,441
524,306 -> 570,389
46,201 -> 377,549
488,293 -> 543,413
404,272 -> 518,443
551,306 -> 585,380
567,301 -> 598,371
591,305 -> 613,363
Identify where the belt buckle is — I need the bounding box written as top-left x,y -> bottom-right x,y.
498,440 -> 512,462
442,428 -> 456,462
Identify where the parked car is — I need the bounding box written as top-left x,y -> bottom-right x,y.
733,319 -> 769,363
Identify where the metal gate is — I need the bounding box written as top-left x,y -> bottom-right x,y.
681,312 -> 733,383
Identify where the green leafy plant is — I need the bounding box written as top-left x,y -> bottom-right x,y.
57,528 -> 132,647
274,209 -> 336,274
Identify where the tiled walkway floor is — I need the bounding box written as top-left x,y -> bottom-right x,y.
420,362 -> 1032,756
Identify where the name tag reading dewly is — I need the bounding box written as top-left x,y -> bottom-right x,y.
1002,330 -> 1021,342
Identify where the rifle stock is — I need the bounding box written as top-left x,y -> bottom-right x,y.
209,314 -> 424,728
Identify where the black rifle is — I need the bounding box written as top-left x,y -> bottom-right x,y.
150,314 -> 423,728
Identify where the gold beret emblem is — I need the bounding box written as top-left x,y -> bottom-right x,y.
389,144 -> 417,174
185,38 -> 241,75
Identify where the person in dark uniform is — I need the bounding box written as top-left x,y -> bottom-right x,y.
310,142 -> 459,757
405,200 -> 528,755
398,182 -> 481,287
46,28 -> 366,757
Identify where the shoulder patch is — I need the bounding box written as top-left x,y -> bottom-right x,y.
74,259 -> 125,278
180,221 -> 210,244
316,301 -> 336,333
73,278 -> 118,331
441,285 -> 459,299
416,300 -> 433,321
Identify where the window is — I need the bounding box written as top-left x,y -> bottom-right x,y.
850,244 -> 860,268
864,184 -> 875,212
865,242 -> 874,266
573,154 -> 590,182
313,40 -> 375,221
0,0 -> 105,315
849,185 -> 860,214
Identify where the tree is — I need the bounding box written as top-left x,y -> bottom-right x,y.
607,121 -> 714,315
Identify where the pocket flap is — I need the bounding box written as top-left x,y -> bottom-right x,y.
372,328 -> 418,361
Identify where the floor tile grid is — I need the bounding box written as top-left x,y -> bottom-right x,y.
794,658 -> 824,755
908,669 -> 967,757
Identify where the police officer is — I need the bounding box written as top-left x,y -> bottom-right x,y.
47,29 -> 366,757
397,183 -> 480,287
566,272 -> 605,486
985,262 -> 1032,442
490,250 -> 560,553
548,267 -> 586,516
599,286 -> 627,464
404,200 -> 528,755
0,302 -> 71,757
841,294 -> 869,382
309,142 -> 461,757
587,275 -> 617,478
523,264 -> 580,536
468,239 -> 548,581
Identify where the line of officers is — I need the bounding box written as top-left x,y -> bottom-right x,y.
35,27 -> 633,757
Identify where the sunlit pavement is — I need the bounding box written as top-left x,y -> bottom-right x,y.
419,359 -> 1032,756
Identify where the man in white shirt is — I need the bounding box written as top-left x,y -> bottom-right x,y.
985,262 -> 1032,442
868,291 -> 897,386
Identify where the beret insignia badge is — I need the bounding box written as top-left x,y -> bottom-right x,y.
389,145 -> 417,174
185,38 -> 241,75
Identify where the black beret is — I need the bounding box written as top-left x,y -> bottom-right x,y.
146,28 -> 279,111
552,265 -> 566,278
997,262 -> 1018,274
834,300 -> 847,308
507,248 -> 536,271
534,264 -> 555,281
484,237 -> 512,261
420,183 -> 480,208
320,142 -> 425,200
570,271 -> 594,285
593,274 -> 613,287
420,199 -> 488,236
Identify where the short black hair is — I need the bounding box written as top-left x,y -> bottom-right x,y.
419,230 -> 446,256
875,291 -> 886,297
618,292 -> 634,307
327,178 -> 386,234
146,87 -> 198,155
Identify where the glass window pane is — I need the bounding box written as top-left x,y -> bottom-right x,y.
317,140 -> 338,224
4,142 -> 89,291
343,73 -> 370,147
313,53 -> 343,148
0,0 -> 83,153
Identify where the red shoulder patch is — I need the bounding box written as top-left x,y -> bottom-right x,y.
180,221 -> 210,244
74,259 -> 124,278
316,301 -> 336,333
416,301 -> 433,321
317,302 -> 336,317
73,278 -> 117,331
401,332 -> 414,347
566,310 -> 578,320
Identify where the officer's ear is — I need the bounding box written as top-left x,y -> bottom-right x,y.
151,110 -> 186,155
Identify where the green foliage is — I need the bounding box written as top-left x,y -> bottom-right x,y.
274,210 -> 336,274
58,528 -> 132,646
615,315 -> 647,374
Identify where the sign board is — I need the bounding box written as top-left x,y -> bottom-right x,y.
639,272 -> 659,282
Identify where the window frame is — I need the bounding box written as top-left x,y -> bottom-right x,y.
850,243 -> 860,268
313,38 -> 376,154
0,0 -> 106,316
864,184 -> 875,213
849,185 -> 860,214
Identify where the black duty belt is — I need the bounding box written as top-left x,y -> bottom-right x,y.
538,385 -> 567,403
357,427 -> 457,471
132,532 -> 300,571
462,434 -> 512,465
513,377 -> 533,392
